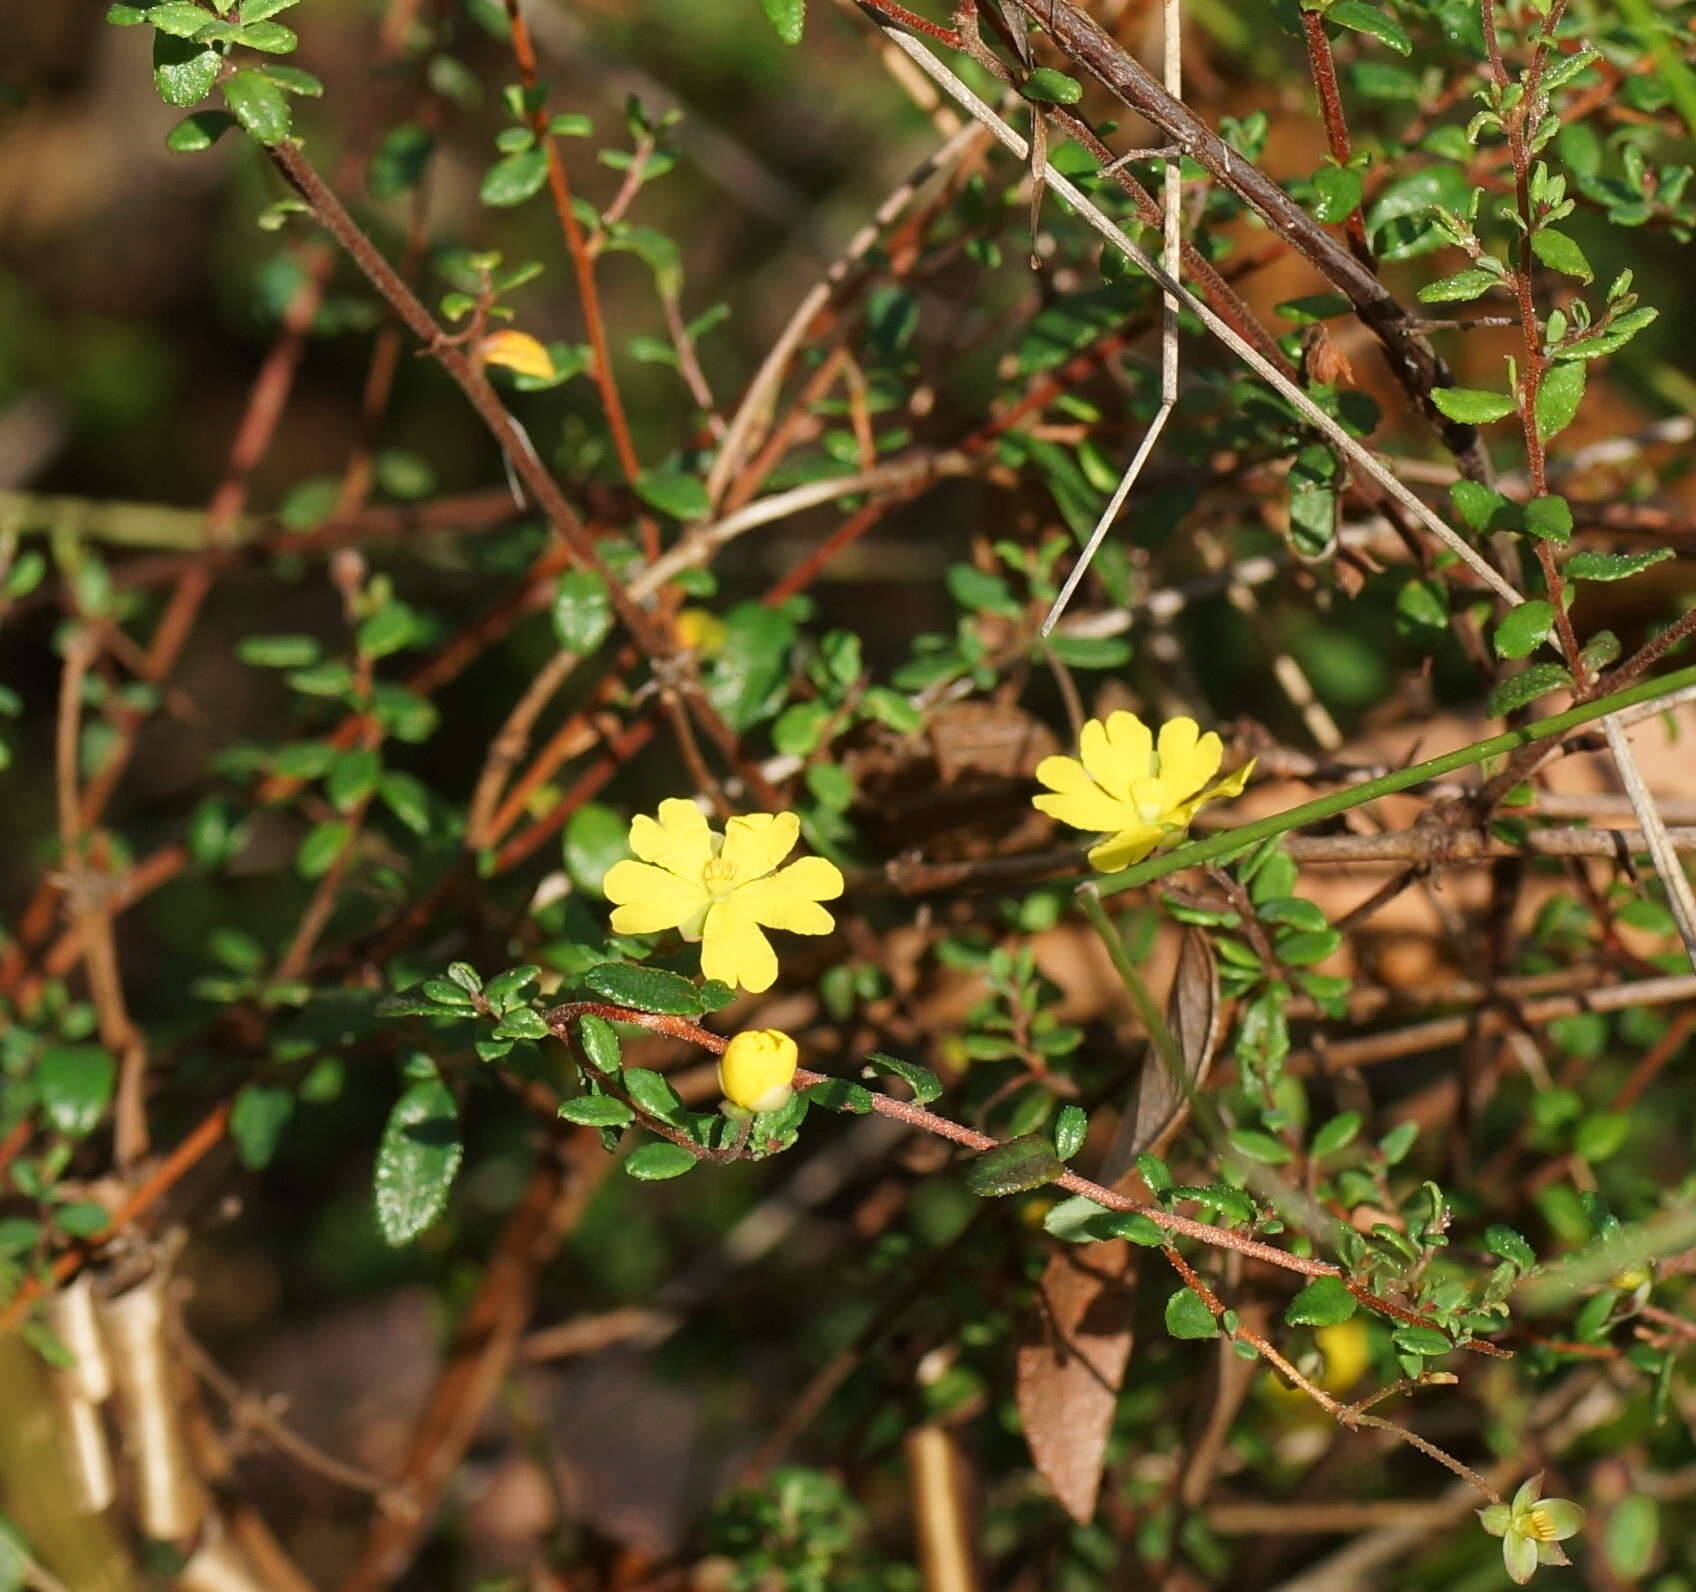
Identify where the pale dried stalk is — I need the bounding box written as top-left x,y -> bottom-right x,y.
1040,0 -> 1183,633
1602,713 -> 1696,969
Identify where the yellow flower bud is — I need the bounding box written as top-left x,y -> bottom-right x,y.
717,1029 -> 799,1114
675,607 -> 728,655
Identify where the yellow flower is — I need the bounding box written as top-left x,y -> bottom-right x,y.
674,608 -> 728,654
603,800 -> 843,993
1479,1475 -> 1584,1585
1032,711 -> 1254,872
718,1028 -> 799,1113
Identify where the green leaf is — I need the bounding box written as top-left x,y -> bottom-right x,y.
240,0 -> 301,21
773,700 -> 833,758
1451,479 -> 1510,533
1275,928 -> 1342,966
1557,306 -> 1657,361
1165,1287 -> 1220,1340
576,1014 -> 621,1074
1378,1121 -> 1418,1165
1494,598 -> 1554,659
480,148 -> 549,207
1312,162 -> 1364,224
1228,1128 -> 1292,1165
1536,358 -> 1586,441
760,0 -> 804,44
1530,227 -> 1593,282
492,1007 -> 549,1041
634,469 -> 711,521
1024,67 -> 1084,104
1391,1324 -> 1452,1358
1603,1494 -> 1659,1579
1575,1111 -> 1631,1161
963,1133 -> 1065,1198
563,802 -> 627,897
149,2 -> 217,37
705,603 -> 795,732
1417,267 -> 1500,304
483,965 -> 540,1012
258,63 -> 321,95
38,1045 -> 116,1138
166,109 -> 237,152
1523,494 -> 1573,545
1311,1111 -> 1361,1159
154,30 -> 222,107
1285,1275 -> 1358,1327
582,962 -> 703,1015
624,1140 -> 697,1180
1484,1223 -> 1537,1270
368,124 -> 434,200
223,68 -> 292,144
805,1076 -> 876,1114
1053,1104 -> 1088,1161
378,770 -> 432,836
238,633 -> 319,668
357,602 -> 420,659
296,819 -> 349,878
326,748 -> 380,812
1328,0 -> 1411,52
54,1203 -> 112,1239
1430,386 -> 1516,424
374,1077 -> 462,1244
231,1084 -> 293,1170
1565,548 -> 1673,582
1486,661 -> 1573,717
864,1051 -> 942,1104
1046,634 -> 1132,670
558,1094 -> 634,1127
235,18 -> 295,50
552,570 -> 613,652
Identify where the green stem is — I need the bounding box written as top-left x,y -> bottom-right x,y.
1093,664 -> 1696,899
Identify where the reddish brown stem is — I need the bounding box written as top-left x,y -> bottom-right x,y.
1300,6 -> 1372,262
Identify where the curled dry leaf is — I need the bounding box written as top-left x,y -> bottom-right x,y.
1016,927 -> 1218,1523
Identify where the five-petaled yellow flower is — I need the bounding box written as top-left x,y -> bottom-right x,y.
1032,711 -> 1254,873
603,800 -> 843,993
1478,1475 -> 1584,1585
718,1029 -> 799,1114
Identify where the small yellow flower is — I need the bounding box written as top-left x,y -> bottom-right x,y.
718,1028 -> 799,1113
1479,1475 -> 1584,1585
674,608 -> 728,654
603,800 -> 843,993
1032,711 -> 1254,872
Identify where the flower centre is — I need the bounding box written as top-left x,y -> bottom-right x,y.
1522,1508 -> 1561,1542
702,856 -> 739,898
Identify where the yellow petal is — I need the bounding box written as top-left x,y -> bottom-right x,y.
1086,822 -> 1165,873
479,329 -> 556,381
603,860 -> 710,934
719,810 -> 800,882
1171,757 -> 1255,825
717,1028 -> 799,1113
1033,754 -> 1136,834
735,856 -> 842,934
629,798 -> 715,880
700,899 -> 779,993
1156,717 -> 1222,804
1078,711 -> 1154,796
